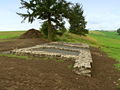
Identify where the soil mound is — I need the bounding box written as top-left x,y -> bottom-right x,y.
20,29 -> 42,39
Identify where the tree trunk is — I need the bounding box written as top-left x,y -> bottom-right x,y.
48,16 -> 54,41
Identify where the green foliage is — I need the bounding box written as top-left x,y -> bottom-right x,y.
117,28 -> 120,35
56,27 -> 67,36
17,0 -> 70,41
40,21 -> 48,38
68,3 -> 88,35
17,0 -> 88,40
40,21 -> 67,38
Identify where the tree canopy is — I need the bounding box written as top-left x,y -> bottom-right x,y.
117,28 -> 120,35
17,0 -> 70,40
68,3 -> 88,35
17,0 -> 88,41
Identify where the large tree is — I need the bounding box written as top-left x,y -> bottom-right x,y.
40,20 -> 67,38
69,3 -> 88,35
17,0 -> 70,40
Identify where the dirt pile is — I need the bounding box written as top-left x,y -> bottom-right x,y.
20,29 -> 42,39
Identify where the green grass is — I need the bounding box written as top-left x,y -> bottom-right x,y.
0,53 -> 65,63
57,31 -> 120,69
0,54 -> 29,60
0,31 -> 25,39
89,31 -> 120,62
0,30 -> 120,69
57,32 -> 98,46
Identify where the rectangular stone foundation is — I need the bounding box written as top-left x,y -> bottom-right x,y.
11,42 -> 93,77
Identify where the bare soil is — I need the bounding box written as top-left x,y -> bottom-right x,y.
0,39 -> 120,90
0,39 -> 49,51
20,29 -> 42,39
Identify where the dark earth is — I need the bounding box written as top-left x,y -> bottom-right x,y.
0,39 -> 120,90
20,29 -> 42,39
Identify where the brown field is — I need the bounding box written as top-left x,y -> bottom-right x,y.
0,38 -> 120,90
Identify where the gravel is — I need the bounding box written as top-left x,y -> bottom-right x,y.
32,48 -> 79,56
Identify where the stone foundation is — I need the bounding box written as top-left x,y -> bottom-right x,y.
10,42 -> 93,77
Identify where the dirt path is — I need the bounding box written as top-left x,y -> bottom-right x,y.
0,39 -> 120,90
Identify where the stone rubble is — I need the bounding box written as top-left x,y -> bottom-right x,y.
11,42 -> 92,77
73,49 -> 92,77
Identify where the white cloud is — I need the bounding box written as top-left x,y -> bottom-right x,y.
85,12 -> 120,30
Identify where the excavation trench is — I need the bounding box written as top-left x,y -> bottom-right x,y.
2,42 -> 93,77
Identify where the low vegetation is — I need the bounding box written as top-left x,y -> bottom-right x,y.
0,30 -> 120,69
0,53 -> 65,63
0,54 -> 29,60
58,31 -> 120,69
0,31 -> 24,39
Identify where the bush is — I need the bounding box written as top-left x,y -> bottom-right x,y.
117,28 -> 120,35
69,28 -> 89,36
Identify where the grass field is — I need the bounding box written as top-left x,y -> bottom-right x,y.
58,31 -> 120,69
0,31 -> 25,39
89,31 -> 120,69
0,30 -> 120,69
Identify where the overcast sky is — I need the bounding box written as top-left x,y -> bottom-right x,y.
0,0 -> 120,31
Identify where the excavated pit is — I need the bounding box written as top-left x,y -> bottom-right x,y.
10,42 -> 93,77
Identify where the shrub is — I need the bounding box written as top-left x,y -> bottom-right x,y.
117,28 -> 120,35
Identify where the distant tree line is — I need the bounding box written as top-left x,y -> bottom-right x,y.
117,28 -> 120,35
17,0 -> 88,41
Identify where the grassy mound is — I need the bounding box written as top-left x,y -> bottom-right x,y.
57,31 -> 120,69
